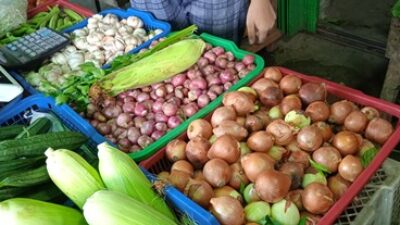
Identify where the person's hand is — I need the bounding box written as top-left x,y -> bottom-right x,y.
246,0 -> 277,45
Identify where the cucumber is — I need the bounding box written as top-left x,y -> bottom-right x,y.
15,117 -> 52,139
0,131 -> 87,161
0,125 -> 24,141
0,165 -> 49,188
0,156 -> 45,176
0,186 -> 29,201
21,183 -> 63,202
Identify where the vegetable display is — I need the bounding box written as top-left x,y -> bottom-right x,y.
153,67 -> 394,225
0,5 -> 85,45
25,13 -> 163,94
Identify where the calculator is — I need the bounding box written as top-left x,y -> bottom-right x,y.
0,65 -> 23,102
0,28 -> 70,70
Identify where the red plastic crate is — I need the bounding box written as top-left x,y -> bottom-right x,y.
28,0 -> 94,18
140,67 -> 400,225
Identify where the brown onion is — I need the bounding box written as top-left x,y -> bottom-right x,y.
329,100 -> 354,124
166,139 -> 187,162
264,67 -> 282,82
285,189 -> 304,210
238,87 -> 258,102
251,78 -> 279,95
229,162 -> 249,189
311,121 -> 333,142
241,152 -> 275,182
157,171 -> 170,181
297,126 -> 323,152
203,159 -> 232,188
286,139 -> 301,152
169,170 -> 190,192
268,146 -> 288,161
365,117 -> 394,144
223,91 -> 255,116
214,186 -> 243,203
305,101 -> 330,122
255,170 -> 291,203
193,170 -> 206,181
208,135 -> 240,163
344,111 -> 368,133
333,131 -> 360,156
338,155 -> 363,182
213,120 -> 248,141
254,110 -> 271,126
236,117 -> 246,126
259,86 -> 284,107
279,162 -> 304,190
245,115 -> 265,132
328,174 -> 351,200
361,106 -> 380,121
185,179 -> 214,207
171,160 -> 194,176
266,119 -> 294,145
279,75 -> 302,94
288,150 -> 311,169
187,119 -> 213,140
299,83 -> 326,104
280,95 -> 302,115
312,147 -> 342,173
300,212 -> 321,225
211,106 -> 237,127
186,137 -> 211,168
210,196 -> 245,225
247,131 -> 274,152
302,183 -> 334,214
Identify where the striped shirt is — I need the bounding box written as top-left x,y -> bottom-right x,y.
130,0 -> 249,43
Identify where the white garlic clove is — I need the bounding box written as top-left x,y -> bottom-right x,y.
73,38 -> 88,50
104,27 -> 116,36
87,45 -> 100,51
92,14 -> 103,20
72,28 -> 88,37
114,39 -> 126,51
125,44 -> 134,53
120,19 -> 127,24
64,45 -> 77,53
133,28 -> 147,38
88,17 -> 99,25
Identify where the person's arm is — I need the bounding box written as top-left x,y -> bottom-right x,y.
246,0 -> 277,45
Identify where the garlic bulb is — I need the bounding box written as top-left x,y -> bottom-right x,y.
72,28 -> 88,37
114,38 -> 126,51
124,36 -> 138,46
127,16 -> 143,28
73,38 -> 88,50
103,14 -> 119,25
133,28 -> 147,39
87,44 -> 100,52
103,27 -> 117,36
64,45 -> 77,53
67,52 -> 85,71
51,52 -> 68,65
86,31 -> 104,45
125,44 -> 134,53
154,29 -> 163,36
92,14 -> 103,21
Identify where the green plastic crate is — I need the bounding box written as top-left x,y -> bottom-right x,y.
129,33 -> 265,161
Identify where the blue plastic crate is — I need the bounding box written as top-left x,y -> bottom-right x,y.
0,94 -> 23,115
0,94 -> 106,150
12,7 -> 171,95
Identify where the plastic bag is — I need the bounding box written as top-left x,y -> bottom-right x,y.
0,0 -> 28,37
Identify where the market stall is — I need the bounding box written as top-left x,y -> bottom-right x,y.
0,1 -> 399,225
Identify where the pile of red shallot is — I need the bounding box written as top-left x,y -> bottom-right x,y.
84,43 -> 256,152
157,67 -> 394,225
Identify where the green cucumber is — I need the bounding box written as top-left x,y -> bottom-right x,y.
0,156 -> 45,176
0,186 -> 29,200
15,117 -> 52,139
0,131 -> 87,161
21,183 -> 63,202
0,125 -> 24,141
0,165 -> 49,188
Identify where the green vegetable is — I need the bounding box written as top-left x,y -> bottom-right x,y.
0,156 -> 45,177
302,172 -> 327,188
0,198 -> 87,225
393,0 -> 400,17
0,165 -> 49,188
97,142 -> 176,221
0,131 -> 87,161
21,183 -> 63,202
0,187 -> 29,201
245,201 -> 271,223
361,147 -> 379,168
0,124 -> 24,141
271,200 -> 300,225
15,117 -> 51,139
95,38 -> 205,96
64,8 -> 83,22
83,190 -> 178,225
309,159 -> 331,175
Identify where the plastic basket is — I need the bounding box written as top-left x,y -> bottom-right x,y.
27,0 -> 94,18
0,94 -> 102,150
336,158 -> 400,225
12,7 -> 171,95
140,67 -> 400,225
0,95 -> 23,115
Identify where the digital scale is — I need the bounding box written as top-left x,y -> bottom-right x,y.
0,65 -> 23,103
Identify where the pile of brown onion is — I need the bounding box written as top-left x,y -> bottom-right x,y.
159,67 -> 394,225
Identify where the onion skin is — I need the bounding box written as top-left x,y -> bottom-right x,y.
185,179 -> 214,208
241,152 -> 275,182
279,75 -> 302,94
243,183 -> 260,203
328,174 -> 351,200
279,162 -> 304,190
229,162 -> 250,189
255,170 -> 291,203
208,135 -> 241,164
171,160 -> 194,176
264,67 -> 282,82
203,159 -> 232,188
166,139 -> 187,162
266,119 -> 294,145
311,121 -> 333,142
312,147 -> 342,173
361,106 -> 380,121
365,117 -> 394,144
193,170 -> 206,181
247,131 -> 274,152
245,115 -> 265,132
169,170 -> 190,192
213,120 -> 248,141
344,111 -> 368,133
285,190 -> 304,210
300,212 -> 321,225
280,95 -> 302,115
329,100 -> 354,124
297,126 -> 323,152
223,91 -> 255,116
254,110 -> 271,126
338,155 -> 363,182
211,106 -> 237,127
305,101 -> 330,122
187,119 -> 213,140
302,183 -> 334,214
185,137 -> 211,169
251,78 -> 279,95
288,150 -> 311,169
214,186 -> 243,203
210,196 -> 245,225
259,86 -> 284,107
333,131 -> 360,156
299,83 -> 326,105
